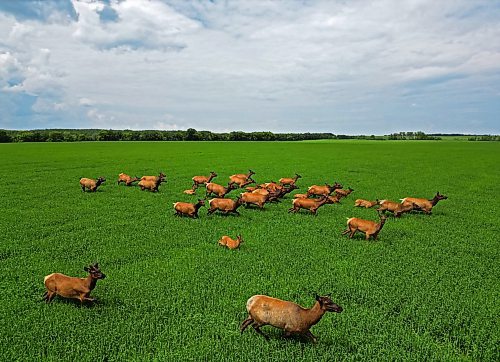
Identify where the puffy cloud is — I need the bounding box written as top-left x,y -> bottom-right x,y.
0,0 -> 499,133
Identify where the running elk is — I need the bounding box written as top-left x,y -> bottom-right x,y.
206,182 -> 237,198
342,213 -> 387,240
240,192 -> 270,209
229,170 -> 255,185
377,200 -> 415,217
138,176 -> 163,192
400,192 -> 448,214
240,294 -> 343,343
141,172 -> 166,183
43,263 -> 106,304
117,173 -> 139,186
335,187 -> 354,198
218,234 -> 244,250
306,182 -> 343,197
80,177 -> 106,192
354,199 -> 379,208
288,195 -> 335,215
279,174 -> 302,186
207,197 -> 244,216
173,199 -> 205,218
192,171 -> 217,189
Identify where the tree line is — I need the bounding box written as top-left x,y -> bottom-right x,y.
0,128 -> 497,143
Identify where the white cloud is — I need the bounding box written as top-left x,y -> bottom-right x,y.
0,0 -> 500,133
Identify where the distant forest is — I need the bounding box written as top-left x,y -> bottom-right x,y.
0,129 -> 498,143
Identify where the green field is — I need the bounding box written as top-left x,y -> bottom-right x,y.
0,140 -> 498,361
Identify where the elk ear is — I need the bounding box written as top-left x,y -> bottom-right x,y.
84,266 -> 89,272
94,262 -> 99,268
315,294 -> 321,302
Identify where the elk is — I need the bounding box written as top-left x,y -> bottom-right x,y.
192,171 -> 217,189
342,213 -> 387,240
117,173 -> 140,186
288,195 -> 335,215
240,192 -> 270,209
183,188 -> 196,195
293,193 -> 308,199
173,199 -> 205,218
43,263 -> 106,304
276,184 -> 299,198
207,197 -> 244,216
240,294 -> 343,343
229,170 -> 255,185
206,182 -> 237,198
377,200 -> 415,217
231,177 -> 256,188
354,199 -> 379,208
218,234 -> 244,250
306,182 -> 343,197
335,187 -> 354,198
80,177 -> 106,192
400,192 -> 448,214
138,176 -> 163,192
259,181 -> 283,192
141,172 -> 166,183
279,173 -> 302,186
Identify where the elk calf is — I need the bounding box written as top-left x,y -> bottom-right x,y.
241,294 -> 342,343
342,213 -> 387,240
354,199 -> 378,208
174,199 -> 205,218
80,177 -> 106,192
218,234 -> 244,250
401,192 -> 448,214
43,263 -> 106,304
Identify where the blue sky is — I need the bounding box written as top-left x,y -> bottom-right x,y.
0,0 -> 499,134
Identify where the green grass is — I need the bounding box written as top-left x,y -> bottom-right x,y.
0,140 -> 498,361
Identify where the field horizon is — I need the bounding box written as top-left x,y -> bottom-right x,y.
0,140 -> 498,361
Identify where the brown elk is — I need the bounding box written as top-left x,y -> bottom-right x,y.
207,197 -> 244,216
335,187 -> 354,198
229,170 -> 255,185
218,234 -> 244,250
173,199 -> 205,218
279,173 -> 302,186
377,200 -> 415,217
306,182 -> 343,197
240,192 -> 271,209
240,294 -> 343,343
80,177 -> 106,192
192,171 -> 217,189
400,192 -> 448,214
141,172 -> 166,183
43,263 -> 106,304
288,195 -> 335,215
138,176 -> 163,192
342,213 -> 387,240
354,199 -> 379,208
206,182 -> 237,198
117,173 -> 140,186
232,177 -> 256,188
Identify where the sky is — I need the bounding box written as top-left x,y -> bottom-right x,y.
0,0 -> 499,134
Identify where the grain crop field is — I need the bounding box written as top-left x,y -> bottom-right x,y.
0,140 -> 498,361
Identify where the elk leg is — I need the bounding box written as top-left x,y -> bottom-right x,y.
365,233 -> 370,240
240,316 -> 253,333
252,323 -> 269,340
342,228 -> 350,235
304,330 -> 317,343
46,291 -> 56,302
349,228 -> 356,238
233,210 -> 240,216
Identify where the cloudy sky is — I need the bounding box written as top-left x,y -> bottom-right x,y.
0,0 -> 499,134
